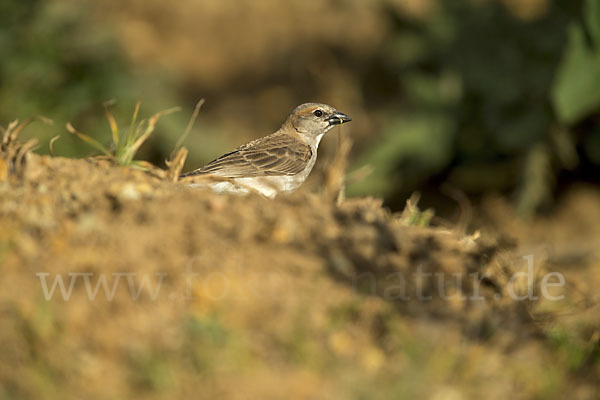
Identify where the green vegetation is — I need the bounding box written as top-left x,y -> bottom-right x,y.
350,0 -> 599,215
0,0 -> 183,161
66,102 -> 179,167
553,0 -> 600,124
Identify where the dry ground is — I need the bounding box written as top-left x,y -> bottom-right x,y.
0,141 -> 599,399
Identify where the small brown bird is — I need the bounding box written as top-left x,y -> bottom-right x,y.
179,103 -> 352,198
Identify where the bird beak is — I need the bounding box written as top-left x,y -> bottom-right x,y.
327,111 -> 352,126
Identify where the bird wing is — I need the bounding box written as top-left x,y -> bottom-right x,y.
180,133 -> 312,178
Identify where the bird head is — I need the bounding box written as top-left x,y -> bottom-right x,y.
285,103 -> 352,141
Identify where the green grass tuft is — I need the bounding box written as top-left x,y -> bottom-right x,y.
66,101 -> 180,168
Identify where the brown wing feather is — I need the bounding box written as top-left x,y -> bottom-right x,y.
180,133 -> 312,178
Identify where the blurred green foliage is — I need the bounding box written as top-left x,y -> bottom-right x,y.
553,0 -> 600,124
350,0 -> 599,214
0,0 -> 182,160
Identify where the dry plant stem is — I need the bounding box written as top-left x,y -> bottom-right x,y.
49,135 -> 60,157
2,117 -> 52,149
1,117 -> 50,177
104,100 -> 121,147
167,147 -> 188,182
15,138 -> 38,167
1,120 -> 19,148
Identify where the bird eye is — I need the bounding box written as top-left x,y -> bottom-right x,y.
313,109 -> 323,117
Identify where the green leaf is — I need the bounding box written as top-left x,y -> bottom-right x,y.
552,0 -> 600,124
586,0 -> 600,44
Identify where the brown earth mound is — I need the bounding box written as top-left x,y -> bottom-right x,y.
1,139 -> 598,399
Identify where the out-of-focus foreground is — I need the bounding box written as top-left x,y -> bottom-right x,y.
1,138 -> 599,399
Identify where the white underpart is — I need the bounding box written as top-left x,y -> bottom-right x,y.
189,132 -> 327,199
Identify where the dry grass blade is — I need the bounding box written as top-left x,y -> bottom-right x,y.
166,147 -> 188,182
103,100 -> 120,147
49,135 -> 60,157
1,120 -> 19,147
2,117 -> 52,147
13,117 -> 53,141
15,138 -> 39,167
66,122 -> 112,157
148,106 -> 181,128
